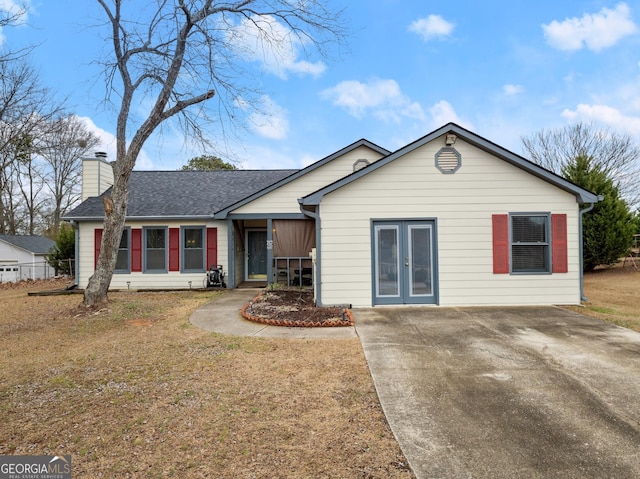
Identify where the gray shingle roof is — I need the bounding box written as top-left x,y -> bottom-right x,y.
64,169 -> 298,220
0,234 -> 56,254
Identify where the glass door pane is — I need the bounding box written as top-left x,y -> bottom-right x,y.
409,224 -> 432,297
375,225 -> 399,297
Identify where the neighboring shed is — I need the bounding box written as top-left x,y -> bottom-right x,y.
0,235 -> 56,282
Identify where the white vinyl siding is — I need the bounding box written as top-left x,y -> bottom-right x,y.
76,220 -> 228,290
318,137 -> 581,307
233,145 -> 385,214
81,158 -> 114,201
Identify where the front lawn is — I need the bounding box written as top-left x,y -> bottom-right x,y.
0,281 -> 410,478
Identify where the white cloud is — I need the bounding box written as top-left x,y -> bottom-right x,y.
542,3 -> 638,52
562,104 -> 640,136
408,14 -> 455,41
227,14 -> 326,79
77,116 -> 155,170
237,144 -> 302,170
248,95 -> 289,140
0,0 -> 31,46
321,78 -> 425,123
503,84 -> 524,95
428,100 -> 472,130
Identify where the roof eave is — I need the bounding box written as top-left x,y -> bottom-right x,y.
63,215 -> 218,222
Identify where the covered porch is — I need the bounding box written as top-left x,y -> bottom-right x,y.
226,215 -> 317,289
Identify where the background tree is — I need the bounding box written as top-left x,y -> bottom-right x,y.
522,122 -> 640,207
12,133 -> 47,235
562,155 -> 635,271
181,155 -> 236,171
47,222 -> 75,276
36,115 -> 101,234
0,60 -> 66,234
84,0 -> 346,307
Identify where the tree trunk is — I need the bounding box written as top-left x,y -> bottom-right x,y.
83,171 -> 127,307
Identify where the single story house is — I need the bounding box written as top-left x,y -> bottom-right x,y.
0,234 -> 56,282
63,123 -> 600,307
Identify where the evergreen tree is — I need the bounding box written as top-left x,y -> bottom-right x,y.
180,155 -> 236,171
562,156 -> 635,271
47,222 -> 75,276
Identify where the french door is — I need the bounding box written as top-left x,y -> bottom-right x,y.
373,220 -> 438,305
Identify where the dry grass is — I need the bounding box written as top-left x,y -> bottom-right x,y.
0,280 -> 411,478
565,262 -> 640,331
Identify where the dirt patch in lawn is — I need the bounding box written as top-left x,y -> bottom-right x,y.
0,280 -> 412,478
242,289 -> 353,327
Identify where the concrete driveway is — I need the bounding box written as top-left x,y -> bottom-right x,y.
354,306 -> 640,479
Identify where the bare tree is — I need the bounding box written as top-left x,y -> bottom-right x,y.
0,2 -> 33,64
12,133 -> 45,234
36,115 -> 101,233
0,60 -> 66,233
84,0 -> 346,307
0,159 -> 22,234
521,122 -> 640,206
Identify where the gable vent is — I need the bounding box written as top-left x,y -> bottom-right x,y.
353,158 -> 370,172
435,147 -> 461,174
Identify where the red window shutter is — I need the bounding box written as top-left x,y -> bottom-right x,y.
131,229 -> 142,272
206,227 -> 218,269
94,228 -> 103,269
492,214 -> 510,274
169,228 -> 180,272
552,214 -> 568,273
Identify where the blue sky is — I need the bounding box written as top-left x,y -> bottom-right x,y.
3,1 -> 640,171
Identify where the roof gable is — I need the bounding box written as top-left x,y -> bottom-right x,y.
300,123 -> 601,206
215,138 -> 390,218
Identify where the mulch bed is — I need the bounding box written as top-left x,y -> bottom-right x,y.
242,289 -> 353,327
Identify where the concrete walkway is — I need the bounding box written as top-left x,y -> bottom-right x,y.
189,288 -> 357,339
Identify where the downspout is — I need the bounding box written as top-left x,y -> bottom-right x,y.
227,218 -> 235,288
299,204 -> 321,305
579,201 -> 598,302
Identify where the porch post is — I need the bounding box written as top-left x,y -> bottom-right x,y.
227,218 -> 235,288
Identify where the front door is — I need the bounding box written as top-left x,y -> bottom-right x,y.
373,220 -> 438,305
246,229 -> 268,280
